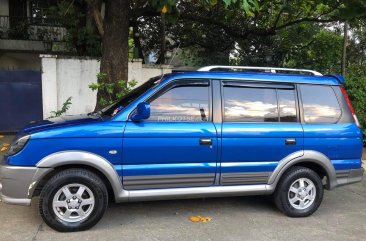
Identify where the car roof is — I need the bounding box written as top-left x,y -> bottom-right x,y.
163,71 -> 340,86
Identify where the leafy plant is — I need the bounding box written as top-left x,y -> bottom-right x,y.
345,65 -> 366,145
49,97 -> 72,118
89,73 -> 138,107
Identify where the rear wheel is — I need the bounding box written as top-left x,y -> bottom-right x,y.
274,166 -> 324,217
39,168 -> 108,232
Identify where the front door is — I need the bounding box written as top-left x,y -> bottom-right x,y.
220,81 -> 304,185
122,79 -> 218,190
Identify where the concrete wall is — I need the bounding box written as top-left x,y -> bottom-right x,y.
41,55 -> 172,118
0,53 -> 41,70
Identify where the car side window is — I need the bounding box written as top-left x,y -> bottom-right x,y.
148,85 -> 210,122
300,85 -> 341,124
223,86 -> 298,123
278,89 -> 297,122
224,87 -> 278,122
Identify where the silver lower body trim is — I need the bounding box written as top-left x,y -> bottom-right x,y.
0,194 -> 31,206
123,184 -> 272,202
221,172 -> 271,185
0,165 -> 51,206
336,168 -> 364,187
123,173 -> 215,190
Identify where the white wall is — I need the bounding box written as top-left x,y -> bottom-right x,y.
41,55 -> 172,118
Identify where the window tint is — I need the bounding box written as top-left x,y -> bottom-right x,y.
148,86 -> 209,122
300,85 -> 341,123
224,87 -> 278,122
278,89 -> 297,122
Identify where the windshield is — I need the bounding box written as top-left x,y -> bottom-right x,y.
98,75 -> 165,116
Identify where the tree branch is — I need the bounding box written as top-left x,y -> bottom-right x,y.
86,0 -> 104,36
275,17 -> 337,30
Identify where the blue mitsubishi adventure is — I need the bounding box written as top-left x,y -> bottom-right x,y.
0,66 -> 363,232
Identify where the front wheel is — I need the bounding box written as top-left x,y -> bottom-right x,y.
274,166 -> 324,217
39,168 -> 108,232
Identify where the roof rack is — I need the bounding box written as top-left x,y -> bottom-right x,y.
197,66 -> 323,76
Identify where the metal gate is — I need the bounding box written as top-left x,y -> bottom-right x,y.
0,70 -> 43,133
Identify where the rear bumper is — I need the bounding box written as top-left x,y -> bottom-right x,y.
336,168 -> 364,187
0,164 -> 51,206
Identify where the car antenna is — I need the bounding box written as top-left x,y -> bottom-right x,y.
158,42 -> 181,82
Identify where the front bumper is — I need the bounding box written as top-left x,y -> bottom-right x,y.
0,165 -> 51,206
336,168 -> 364,187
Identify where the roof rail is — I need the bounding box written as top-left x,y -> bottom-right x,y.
197,66 -> 323,76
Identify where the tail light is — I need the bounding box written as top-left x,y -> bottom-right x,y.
340,86 -> 361,128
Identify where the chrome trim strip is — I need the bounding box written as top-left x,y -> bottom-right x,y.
221,172 -> 271,185
123,173 -> 215,190
128,184 -> 271,202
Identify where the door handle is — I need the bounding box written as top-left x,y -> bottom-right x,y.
285,138 -> 296,145
199,138 -> 212,145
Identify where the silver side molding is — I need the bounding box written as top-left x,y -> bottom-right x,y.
125,184 -> 271,202
34,149 -> 338,203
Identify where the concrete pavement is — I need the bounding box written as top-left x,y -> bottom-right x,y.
1,135 -> 366,241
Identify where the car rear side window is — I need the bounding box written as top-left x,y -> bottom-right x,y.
148,85 -> 209,122
224,87 -> 279,122
300,85 -> 341,123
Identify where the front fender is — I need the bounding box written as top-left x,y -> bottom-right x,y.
36,151 -> 128,201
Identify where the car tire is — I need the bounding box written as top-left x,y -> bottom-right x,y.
274,166 -> 324,217
39,168 -> 108,232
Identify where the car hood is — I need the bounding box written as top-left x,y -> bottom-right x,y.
19,114 -> 103,135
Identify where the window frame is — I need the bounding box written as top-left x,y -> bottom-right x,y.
297,83 -> 343,124
129,79 -> 213,123
221,80 -> 299,124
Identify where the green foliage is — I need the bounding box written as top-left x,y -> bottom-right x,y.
180,47 -> 230,66
345,65 -> 366,144
89,73 -> 138,107
282,28 -> 343,73
49,97 -> 72,118
149,0 -> 259,15
48,1 -> 101,56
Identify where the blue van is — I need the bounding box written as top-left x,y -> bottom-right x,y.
0,66 -> 363,232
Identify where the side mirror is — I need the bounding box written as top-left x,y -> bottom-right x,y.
130,102 -> 150,121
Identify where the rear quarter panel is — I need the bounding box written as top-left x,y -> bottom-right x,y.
303,123 -> 363,170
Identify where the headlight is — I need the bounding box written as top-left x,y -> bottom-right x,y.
6,134 -> 31,156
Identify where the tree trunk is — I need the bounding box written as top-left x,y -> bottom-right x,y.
156,14 -> 166,64
95,0 -> 129,110
131,20 -> 144,62
341,21 -> 348,76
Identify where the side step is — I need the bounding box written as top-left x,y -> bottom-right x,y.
123,184 -> 274,202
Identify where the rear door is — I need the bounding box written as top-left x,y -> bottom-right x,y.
122,79 -> 218,189
220,81 -> 304,185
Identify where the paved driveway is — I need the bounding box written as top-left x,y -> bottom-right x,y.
1,135 -> 366,241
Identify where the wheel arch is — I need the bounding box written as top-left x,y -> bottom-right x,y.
32,151 -> 128,202
268,150 -> 337,191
